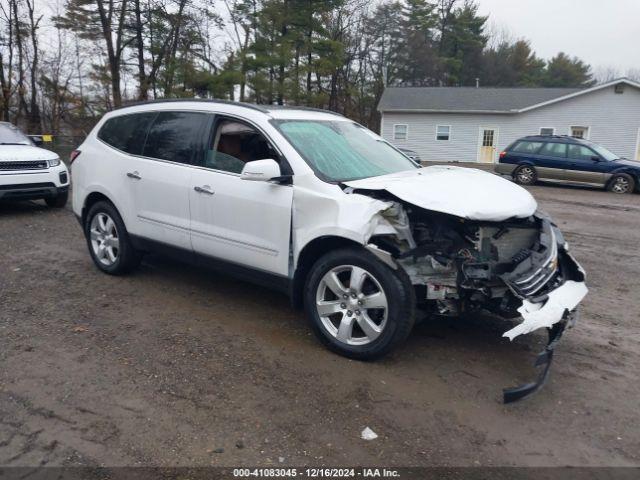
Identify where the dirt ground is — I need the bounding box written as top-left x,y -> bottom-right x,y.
1,182 -> 639,468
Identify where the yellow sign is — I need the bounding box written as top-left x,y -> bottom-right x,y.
42,134 -> 53,142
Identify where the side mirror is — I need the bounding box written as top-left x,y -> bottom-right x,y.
591,156 -> 601,162
240,159 -> 282,182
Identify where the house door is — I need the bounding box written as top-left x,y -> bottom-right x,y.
478,128 -> 498,163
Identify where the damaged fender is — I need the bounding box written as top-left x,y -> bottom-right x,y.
291,185 -> 398,270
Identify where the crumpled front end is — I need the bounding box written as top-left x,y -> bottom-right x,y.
358,200 -> 588,402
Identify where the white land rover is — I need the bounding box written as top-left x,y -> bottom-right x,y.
71,101 -> 588,402
0,122 -> 69,207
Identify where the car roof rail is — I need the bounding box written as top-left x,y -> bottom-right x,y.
116,98 -> 272,113
113,98 -> 344,117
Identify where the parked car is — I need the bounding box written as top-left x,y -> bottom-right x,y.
0,122 -> 69,207
397,147 -> 422,162
72,101 -> 588,402
496,135 -> 640,194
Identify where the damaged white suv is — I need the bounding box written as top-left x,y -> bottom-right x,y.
72,101 -> 588,401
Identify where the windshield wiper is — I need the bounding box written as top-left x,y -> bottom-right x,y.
0,142 -> 29,145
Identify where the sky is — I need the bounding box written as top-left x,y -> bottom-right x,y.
476,0 -> 640,73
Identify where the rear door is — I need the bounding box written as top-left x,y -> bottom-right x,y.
128,111 -> 208,250
534,141 -> 569,180
189,115 -> 293,276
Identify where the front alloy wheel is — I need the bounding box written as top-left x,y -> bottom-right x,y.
316,265 -> 388,346
304,247 -> 415,360
608,174 -> 634,194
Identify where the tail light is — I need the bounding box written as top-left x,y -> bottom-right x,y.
69,150 -> 81,164
499,151 -> 507,159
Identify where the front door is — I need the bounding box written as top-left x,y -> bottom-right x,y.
189,116 -> 293,276
565,144 -> 608,185
478,128 -> 498,163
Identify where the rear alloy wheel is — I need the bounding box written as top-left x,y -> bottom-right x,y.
304,248 -> 415,360
85,201 -> 141,275
514,165 -> 537,185
90,212 -> 121,267
607,173 -> 635,194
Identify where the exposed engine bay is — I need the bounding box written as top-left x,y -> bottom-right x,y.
345,187 -> 588,403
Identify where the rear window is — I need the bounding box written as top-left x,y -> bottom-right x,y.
538,142 -> 567,158
98,113 -> 156,155
142,111 -> 207,165
511,141 -> 544,154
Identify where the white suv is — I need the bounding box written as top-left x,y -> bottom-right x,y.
0,122 -> 69,207
72,100 -> 588,401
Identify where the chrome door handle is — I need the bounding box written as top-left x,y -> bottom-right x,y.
127,171 -> 141,180
194,185 -> 214,195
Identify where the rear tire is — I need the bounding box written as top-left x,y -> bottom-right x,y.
607,173 -> 634,194
84,201 -> 141,275
513,165 -> 537,185
304,247 -> 415,360
45,191 -> 68,208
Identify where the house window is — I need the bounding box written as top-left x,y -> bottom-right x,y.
570,126 -> 589,139
393,124 -> 408,140
436,125 -> 451,141
540,127 -> 555,136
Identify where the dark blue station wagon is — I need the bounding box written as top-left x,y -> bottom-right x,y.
495,135 -> 640,194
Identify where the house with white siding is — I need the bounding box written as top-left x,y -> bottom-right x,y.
378,78 -> 640,164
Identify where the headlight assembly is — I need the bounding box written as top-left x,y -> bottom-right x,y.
47,157 -> 61,167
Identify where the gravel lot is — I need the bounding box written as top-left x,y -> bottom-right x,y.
1,182 -> 639,468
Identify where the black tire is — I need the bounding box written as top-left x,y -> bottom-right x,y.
84,200 -> 142,275
513,165 -> 537,185
45,191 -> 68,208
607,173 -> 635,194
304,247 -> 416,360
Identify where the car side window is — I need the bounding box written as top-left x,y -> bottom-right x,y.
203,117 -> 279,174
142,111 -> 207,165
538,142 -> 567,158
511,141 -> 544,154
98,113 -> 156,155
568,144 -> 597,161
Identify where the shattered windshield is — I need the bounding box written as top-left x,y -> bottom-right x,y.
0,124 -> 32,145
273,119 -> 419,182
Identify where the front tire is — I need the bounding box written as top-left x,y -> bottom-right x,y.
607,173 -> 635,194
513,165 -> 537,185
84,201 -> 141,275
45,191 -> 68,208
304,247 -> 415,360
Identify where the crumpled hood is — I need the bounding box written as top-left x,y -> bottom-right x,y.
344,166 -> 538,221
0,144 -> 59,162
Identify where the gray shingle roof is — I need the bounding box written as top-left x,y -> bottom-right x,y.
378,86 -> 581,113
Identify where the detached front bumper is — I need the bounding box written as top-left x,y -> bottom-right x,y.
501,242 -> 588,403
